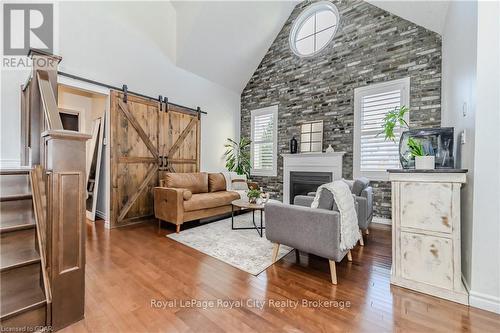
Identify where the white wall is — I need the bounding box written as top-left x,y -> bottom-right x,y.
0,1 -> 241,173
442,0 -> 500,314
441,0 -> 477,295
469,0 -> 500,314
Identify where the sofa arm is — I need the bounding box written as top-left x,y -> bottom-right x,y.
361,186 -> 373,222
265,202 -> 346,261
153,187 -> 186,224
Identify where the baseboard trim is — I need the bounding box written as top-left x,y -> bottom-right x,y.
469,290 -> 500,314
372,216 -> 391,225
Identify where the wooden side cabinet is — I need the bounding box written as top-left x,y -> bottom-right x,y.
388,170 -> 468,305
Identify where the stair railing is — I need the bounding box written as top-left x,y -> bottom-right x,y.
30,165 -> 52,325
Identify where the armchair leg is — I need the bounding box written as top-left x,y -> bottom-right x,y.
359,230 -> 364,246
272,243 -> 280,263
329,260 -> 337,285
365,228 -> 370,235
347,250 -> 353,262
176,224 -> 181,233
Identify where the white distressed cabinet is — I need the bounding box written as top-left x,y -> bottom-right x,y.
389,170 -> 468,305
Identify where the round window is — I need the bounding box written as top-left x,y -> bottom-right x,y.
289,1 -> 340,57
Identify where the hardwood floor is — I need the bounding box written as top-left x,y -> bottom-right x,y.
61,220 -> 500,333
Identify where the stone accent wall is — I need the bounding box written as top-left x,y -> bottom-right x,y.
240,0 -> 442,218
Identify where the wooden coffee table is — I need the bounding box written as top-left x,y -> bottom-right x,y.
231,199 -> 265,237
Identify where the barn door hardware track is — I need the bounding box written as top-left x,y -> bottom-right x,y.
57,71 -> 206,115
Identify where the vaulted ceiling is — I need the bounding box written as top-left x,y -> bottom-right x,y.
367,0 -> 449,35
170,0 -> 449,94
172,1 -> 299,93
113,1 -> 450,94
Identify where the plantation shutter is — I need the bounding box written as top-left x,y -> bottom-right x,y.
354,78 -> 410,180
251,106 -> 278,176
360,90 -> 403,171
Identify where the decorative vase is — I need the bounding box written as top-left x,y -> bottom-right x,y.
290,136 -> 298,154
248,197 -> 257,204
415,156 -> 435,170
325,144 -> 334,153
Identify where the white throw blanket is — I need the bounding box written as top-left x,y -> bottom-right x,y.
311,181 -> 360,251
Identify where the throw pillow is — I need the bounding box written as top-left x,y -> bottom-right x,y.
208,173 -> 226,192
352,177 -> 370,196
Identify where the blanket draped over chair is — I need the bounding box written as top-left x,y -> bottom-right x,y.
311,181 -> 361,251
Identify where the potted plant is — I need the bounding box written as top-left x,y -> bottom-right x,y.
380,106 -> 434,169
407,137 -> 435,169
224,137 -> 252,178
247,188 -> 261,204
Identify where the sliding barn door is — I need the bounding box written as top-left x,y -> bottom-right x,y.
110,91 -> 160,227
159,103 -> 201,179
110,91 -> 201,227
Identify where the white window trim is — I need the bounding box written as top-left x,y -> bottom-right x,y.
289,0 -> 340,58
353,77 -> 410,181
250,105 -> 278,177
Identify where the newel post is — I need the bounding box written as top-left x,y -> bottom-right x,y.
42,129 -> 91,330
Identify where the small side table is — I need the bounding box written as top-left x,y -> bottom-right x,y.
231,199 -> 265,237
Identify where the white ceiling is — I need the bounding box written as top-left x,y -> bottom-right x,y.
112,1 -> 450,94
366,0 -> 450,35
172,1 -> 299,93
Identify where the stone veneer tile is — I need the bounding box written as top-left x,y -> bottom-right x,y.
240,0 -> 442,218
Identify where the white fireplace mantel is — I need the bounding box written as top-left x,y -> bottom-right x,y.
282,152 -> 345,204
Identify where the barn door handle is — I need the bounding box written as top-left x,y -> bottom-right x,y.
163,156 -> 168,169
159,156 -> 163,169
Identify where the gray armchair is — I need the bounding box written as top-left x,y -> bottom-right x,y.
265,199 -> 352,284
306,177 -> 373,245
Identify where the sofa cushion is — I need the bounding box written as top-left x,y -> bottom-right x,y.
162,172 -> 208,194
352,177 -> 370,196
183,191 -> 240,212
208,173 -> 226,192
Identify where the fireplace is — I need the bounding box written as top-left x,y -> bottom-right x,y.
282,152 -> 345,204
289,171 -> 332,204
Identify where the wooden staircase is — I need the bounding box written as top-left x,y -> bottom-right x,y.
1,49 -> 90,331
0,169 -> 49,328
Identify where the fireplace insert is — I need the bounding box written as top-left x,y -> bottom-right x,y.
289,171 -> 332,204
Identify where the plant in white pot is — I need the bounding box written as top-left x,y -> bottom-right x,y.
380,106 -> 435,169
407,137 -> 435,169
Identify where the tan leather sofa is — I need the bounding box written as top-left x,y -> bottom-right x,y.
154,172 -> 256,233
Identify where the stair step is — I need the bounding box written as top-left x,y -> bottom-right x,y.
0,199 -> 35,234
0,173 -> 31,198
0,229 -> 40,272
0,262 -> 46,321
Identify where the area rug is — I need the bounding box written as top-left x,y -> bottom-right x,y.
167,212 -> 293,275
